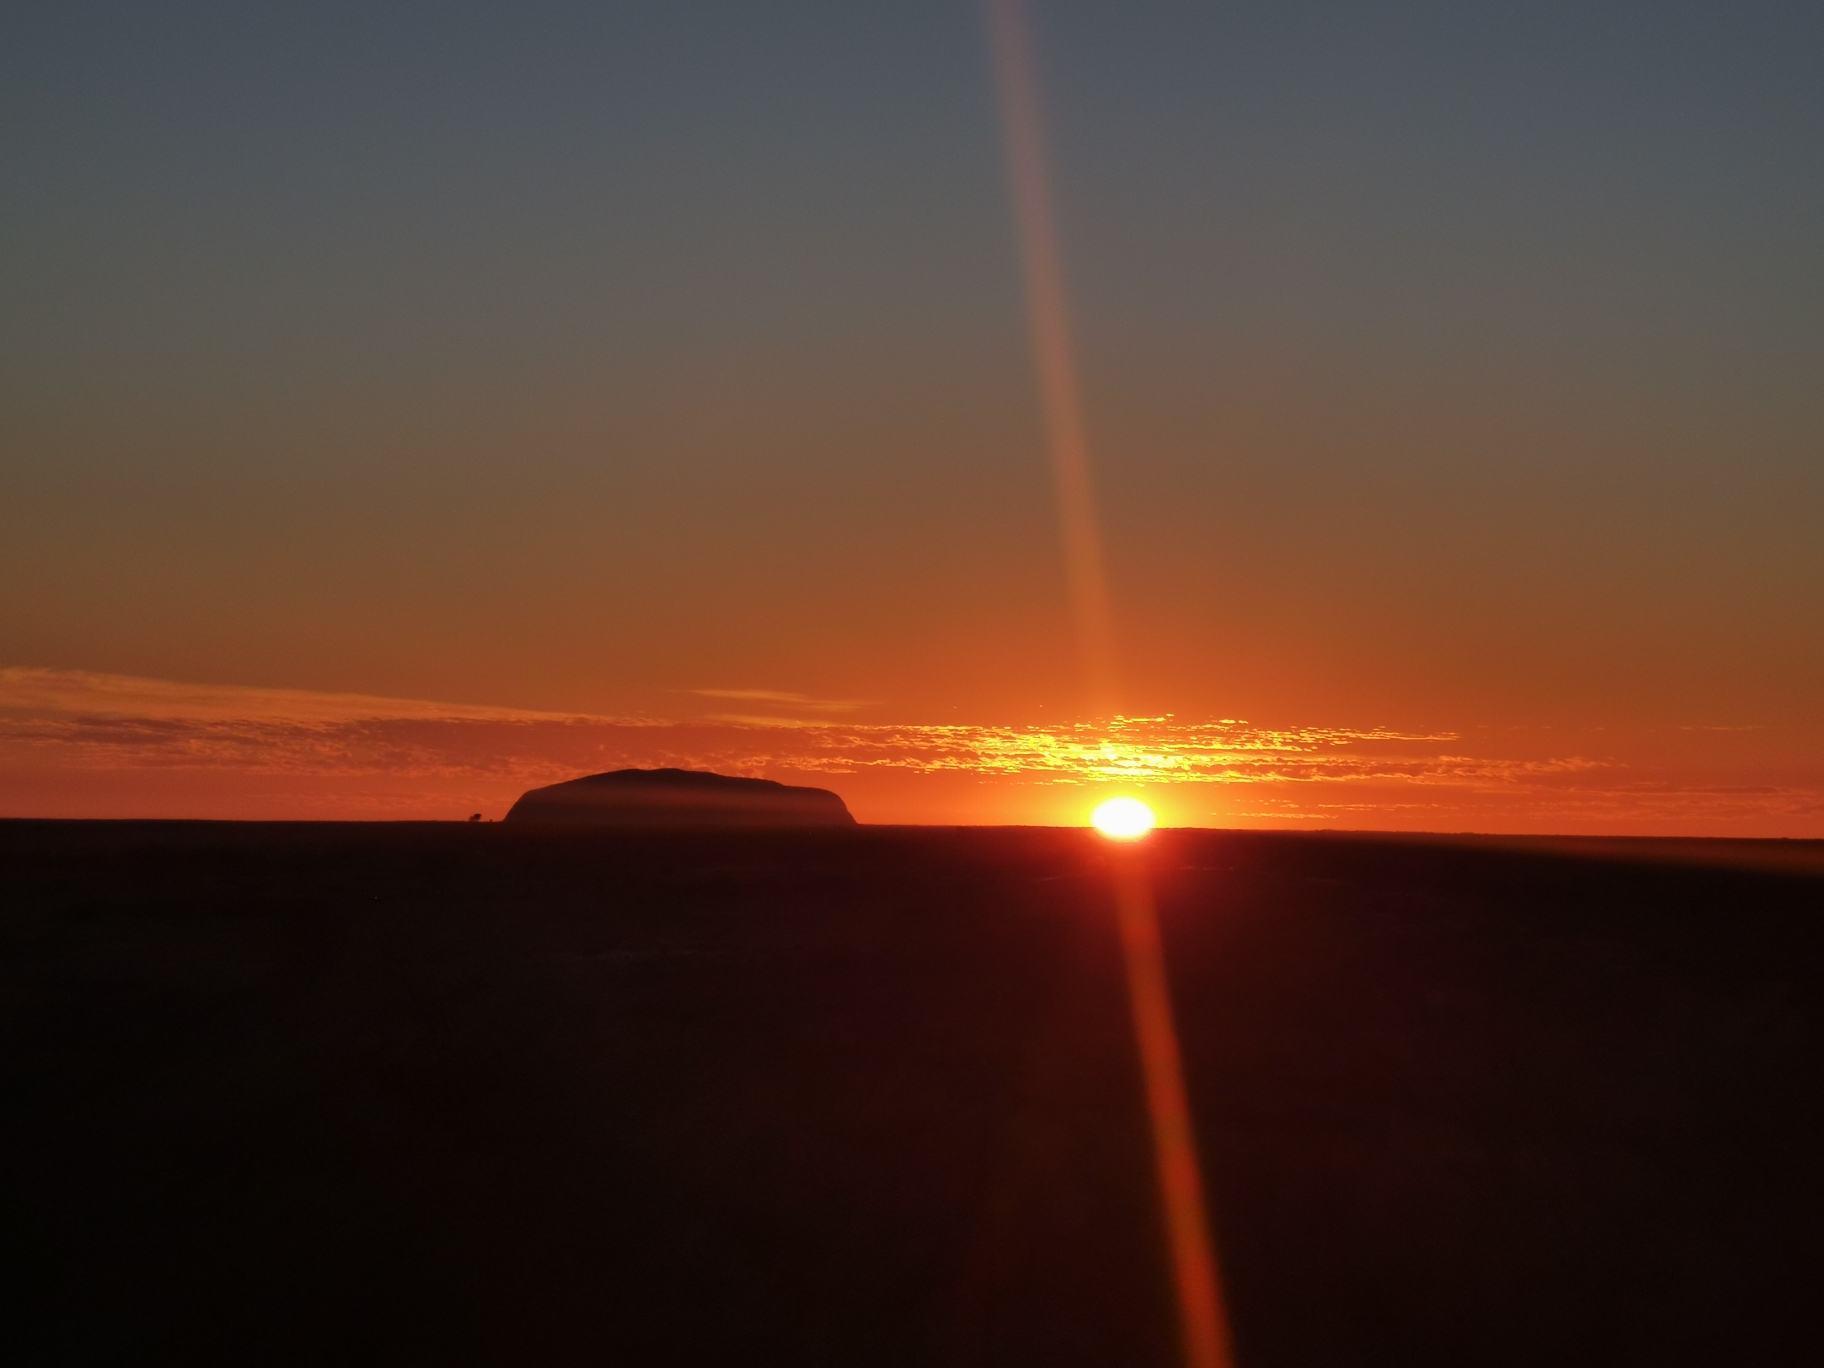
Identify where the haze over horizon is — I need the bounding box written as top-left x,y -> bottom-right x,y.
4,1 -> 1821,831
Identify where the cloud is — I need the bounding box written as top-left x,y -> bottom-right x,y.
690,688 -> 880,714
3,667 -> 1820,832
0,666 -> 588,725
0,671 -> 1531,789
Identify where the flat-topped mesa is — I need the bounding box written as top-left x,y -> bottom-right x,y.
504,768 -> 856,828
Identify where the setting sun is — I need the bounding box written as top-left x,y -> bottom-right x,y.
1091,796 -> 1156,839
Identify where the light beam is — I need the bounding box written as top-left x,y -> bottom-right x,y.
987,0 -> 1118,712
987,4 -> 1239,1366
1110,852 -> 1235,1368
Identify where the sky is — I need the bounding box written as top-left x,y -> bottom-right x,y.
3,1 -> 1821,830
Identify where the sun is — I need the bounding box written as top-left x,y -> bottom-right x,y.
1092,796 -> 1156,839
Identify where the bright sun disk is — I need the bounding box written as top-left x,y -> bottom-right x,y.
1092,796 -> 1156,839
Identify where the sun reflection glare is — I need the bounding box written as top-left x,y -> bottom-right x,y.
1092,796 -> 1156,839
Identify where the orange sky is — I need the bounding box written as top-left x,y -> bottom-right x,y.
2,668 -> 1818,834
2,3 -> 1820,832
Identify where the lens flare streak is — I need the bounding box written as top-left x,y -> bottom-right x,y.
988,2 -> 1239,1362
1112,855 -> 1236,1368
987,0 -> 1117,708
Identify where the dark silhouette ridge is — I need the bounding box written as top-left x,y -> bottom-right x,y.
504,767 -> 856,828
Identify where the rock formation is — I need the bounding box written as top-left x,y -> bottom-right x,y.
504,768 -> 856,828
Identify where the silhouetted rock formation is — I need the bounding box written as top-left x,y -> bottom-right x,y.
504,768 -> 856,828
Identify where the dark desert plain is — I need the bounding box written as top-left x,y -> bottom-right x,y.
7,0 -> 1824,1363
4,819 -> 1823,1365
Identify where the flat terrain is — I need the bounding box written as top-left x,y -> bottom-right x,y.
4,822 -> 1821,1366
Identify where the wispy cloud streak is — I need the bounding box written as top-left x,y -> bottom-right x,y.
2,668 -> 1820,831
0,669 -> 1541,786
690,688 -> 879,715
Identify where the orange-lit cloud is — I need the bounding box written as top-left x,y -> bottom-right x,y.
3,667 -> 1819,834
689,688 -> 880,715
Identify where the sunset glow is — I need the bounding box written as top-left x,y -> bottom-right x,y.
0,5 -> 1815,836
5,3 -> 1821,1364
988,3 -> 1234,1364
3,668 -> 1818,832
1092,796 -> 1156,839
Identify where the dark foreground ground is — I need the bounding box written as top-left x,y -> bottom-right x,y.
4,822 -> 1822,1366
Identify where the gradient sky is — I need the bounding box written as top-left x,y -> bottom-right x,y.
3,1 -> 1821,829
